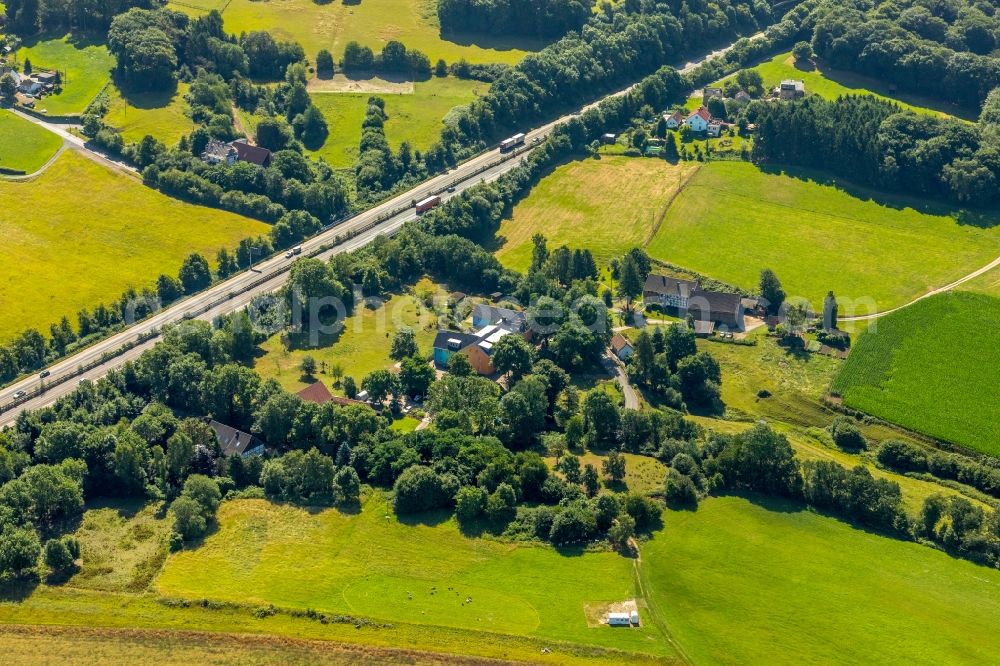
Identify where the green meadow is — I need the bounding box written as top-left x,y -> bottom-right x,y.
495,156 -> 698,271
179,0 -> 540,65
14,35 -> 114,116
254,280 -> 439,394
691,51 -> 975,120
960,266 -> 1000,297
104,83 -> 196,146
645,495 -> 1000,665
308,76 -> 488,168
0,111 -> 63,173
156,495 -> 674,660
645,162 -> 1000,311
833,293 -> 1000,456
0,151 -> 267,341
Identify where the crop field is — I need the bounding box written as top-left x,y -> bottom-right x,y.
308,76 -> 488,169
0,151 -> 267,341
175,0 -> 541,66
0,111 -> 63,173
644,495 -> 1000,666
14,35 -> 114,116
645,162 -> 1000,311
495,157 -> 698,272
104,83 -> 195,146
832,293 -> 1000,456
254,281 -> 439,393
691,51 -> 975,120
155,496 -> 674,660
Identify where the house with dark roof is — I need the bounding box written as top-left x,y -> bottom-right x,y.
433,322 -> 521,375
201,140 -> 237,165
702,86 -> 723,105
230,139 -> 272,167
208,420 -> 265,458
472,304 -> 527,331
778,79 -> 806,100
643,274 -> 699,310
644,273 -> 745,332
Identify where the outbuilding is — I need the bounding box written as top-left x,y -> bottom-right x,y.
607,612 -> 631,626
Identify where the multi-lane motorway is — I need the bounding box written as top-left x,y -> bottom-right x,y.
0,36 -> 760,427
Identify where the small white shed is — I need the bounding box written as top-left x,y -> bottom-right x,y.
608,612 -> 631,626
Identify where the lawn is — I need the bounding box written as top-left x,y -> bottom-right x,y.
187,0 -> 541,66
0,151 -> 267,341
495,157 -> 699,272
155,495 -> 676,660
832,292 -> 1000,456
643,495 -> 1000,665
544,451 -> 668,497
104,83 -> 196,146
14,35 -> 114,116
645,161 -> 1000,311
692,51 -> 976,121
0,111 -> 63,173
308,76 -> 488,169
254,280 -> 440,393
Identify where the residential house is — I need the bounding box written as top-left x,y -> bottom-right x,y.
472,303 -> 527,331
735,90 -> 752,104
433,322 -> 521,375
208,420 -> 265,458
778,79 -> 805,100
230,139 -> 272,167
296,381 -> 368,407
702,86 -> 723,105
644,273 -> 745,332
201,140 -> 238,165
664,111 -> 685,130
33,71 -> 56,87
684,107 -> 712,133
18,77 -> 42,96
707,121 -> 725,138
643,274 -> 699,310
601,133 -> 617,144
611,334 -> 634,361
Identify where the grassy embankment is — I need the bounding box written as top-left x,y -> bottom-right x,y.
0,111 -> 63,173
0,151 -> 267,341
14,35 -> 114,116
832,293 -> 1000,457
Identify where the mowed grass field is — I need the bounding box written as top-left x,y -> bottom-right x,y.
644,495 -> 1000,665
960,265 -> 1000,297
15,35 -> 114,115
495,157 -> 699,271
155,496 -> 674,659
309,77 -> 488,168
0,111 -> 63,173
0,151 -> 267,341
255,283 -> 438,393
832,292 -> 1000,456
645,162 -> 1000,310
177,0 -> 540,65
105,83 -> 196,146
693,51 -> 975,120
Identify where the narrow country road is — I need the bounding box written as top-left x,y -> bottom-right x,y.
604,351 -> 640,410
838,255 -> 1000,322
0,140 -> 67,179
5,107 -> 138,176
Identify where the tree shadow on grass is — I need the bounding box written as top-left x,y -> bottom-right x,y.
0,578 -> 39,603
117,82 -> 181,111
396,508 -> 453,528
438,30 -> 551,55
757,163 -> 1000,228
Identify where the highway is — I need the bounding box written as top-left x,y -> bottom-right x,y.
0,35 -> 760,427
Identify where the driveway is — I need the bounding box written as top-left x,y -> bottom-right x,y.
603,351 -> 639,410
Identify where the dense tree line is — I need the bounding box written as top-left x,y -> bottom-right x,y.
438,0 -> 595,40
877,439 -> 1000,499
3,0 -> 156,34
342,40 -> 431,79
810,1 -> 1000,108
749,94 -> 1000,205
